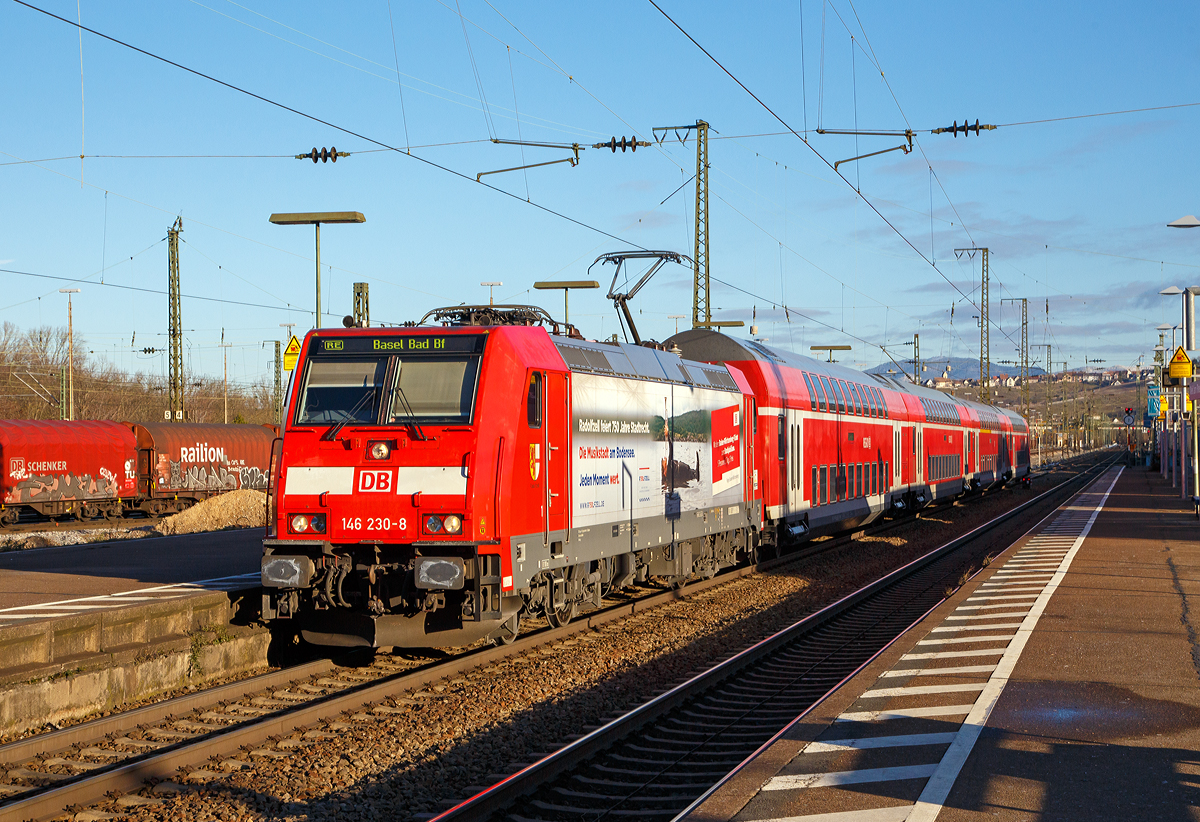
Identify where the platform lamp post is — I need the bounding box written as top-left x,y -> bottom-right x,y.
533,280 -> 599,329
58,288 -> 80,421
1167,214 -> 1200,499
269,212 -> 365,330
1154,340 -> 1167,477
811,345 -> 852,363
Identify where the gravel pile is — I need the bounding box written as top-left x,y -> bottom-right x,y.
0,528 -> 149,552
155,490 -> 267,535
101,467 -> 1079,821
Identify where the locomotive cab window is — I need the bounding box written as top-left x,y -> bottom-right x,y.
390,356 -> 480,424
526,373 -> 543,428
296,358 -> 387,425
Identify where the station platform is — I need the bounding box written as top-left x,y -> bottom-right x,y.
686,463 -> 1200,822
0,528 -> 261,624
0,530 -> 267,734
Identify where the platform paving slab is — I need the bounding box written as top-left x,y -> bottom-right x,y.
688,464 -> 1200,822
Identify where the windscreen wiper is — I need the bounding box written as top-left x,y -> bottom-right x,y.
322,388 -> 376,441
392,382 -> 428,441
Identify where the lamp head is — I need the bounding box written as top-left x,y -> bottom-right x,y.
1167,215 -> 1200,229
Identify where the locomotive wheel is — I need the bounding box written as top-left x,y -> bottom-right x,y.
546,600 -> 576,628
491,612 -> 521,646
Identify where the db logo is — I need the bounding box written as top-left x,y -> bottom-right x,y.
9,458 -> 25,481
358,470 -> 393,493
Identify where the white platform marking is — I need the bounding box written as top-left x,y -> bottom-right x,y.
751,804 -> 915,822
878,665 -> 996,678
805,733 -> 960,753
836,705 -> 975,723
765,764 -> 940,790
862,683 -> 987,698
905,467 -> 1122,822
900,648 -> 1005,660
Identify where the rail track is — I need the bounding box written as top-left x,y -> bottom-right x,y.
430,452 -> 1116,822
0,454 -> 1106,821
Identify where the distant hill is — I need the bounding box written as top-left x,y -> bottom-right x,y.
865,356 -> 1046,382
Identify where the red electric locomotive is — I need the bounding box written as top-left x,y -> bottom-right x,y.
261,305 -> 1029,649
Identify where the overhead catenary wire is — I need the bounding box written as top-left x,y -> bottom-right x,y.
12,1 -> 649,254
645,0 -> 980,314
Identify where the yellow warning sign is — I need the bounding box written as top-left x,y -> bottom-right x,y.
283,335 -> 302,372
1169,346 -> 1192,379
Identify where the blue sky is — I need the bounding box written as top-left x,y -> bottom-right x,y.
3,0 -> 1199,391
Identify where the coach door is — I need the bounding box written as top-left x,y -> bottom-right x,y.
545,371 -> 570,548
787,408 -> 803,512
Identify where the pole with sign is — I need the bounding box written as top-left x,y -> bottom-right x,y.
283,336 -> 302,372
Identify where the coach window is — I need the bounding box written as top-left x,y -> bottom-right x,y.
814,376 -> 828,412
866,386 -> 877,417
812,466 -> 819,504
871,461 -> 878,495
820,466 -> 828,505
803,373 -> 818,411
817,376 -> 833,412
879,388 -> 888,418
832,380 -> 847,414
526,372 -> 542,428
858,463 -> 864,497
849,384 -> 863,415
854,384 -> 866,415
778,415 -> 786,460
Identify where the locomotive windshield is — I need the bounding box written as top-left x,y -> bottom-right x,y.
296,359 -> 386,425
390,357 -> 479,424
294,348 -> 482,427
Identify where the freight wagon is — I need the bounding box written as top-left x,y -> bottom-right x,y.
0,420 -> 277,525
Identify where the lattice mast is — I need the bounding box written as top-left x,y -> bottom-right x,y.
353,282 -> 370,327
955,247 -> 990,405
167,217 -> 184,422
692,121 -> 710,329
653,120 -> 713,329
273,340 -> 283,425
1019,297 -> 1029,417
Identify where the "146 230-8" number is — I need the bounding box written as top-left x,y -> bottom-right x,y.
341,517 -> 406,531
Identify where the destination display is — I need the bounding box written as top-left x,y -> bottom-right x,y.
311,334 -> 486,355
570,372 -> 742,528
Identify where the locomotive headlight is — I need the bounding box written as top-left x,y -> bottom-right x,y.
424,514 -> 444,534
442,514 -> 462,535
289,514 -> 326,534
368,440 -> 391,460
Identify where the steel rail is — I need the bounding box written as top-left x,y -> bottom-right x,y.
429,453 -> 1115,821
0,455 -> 1100,820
